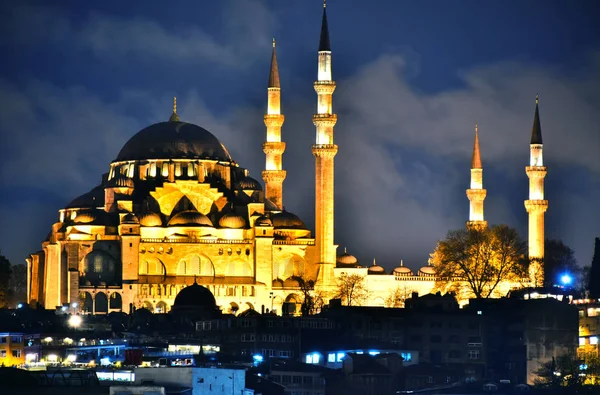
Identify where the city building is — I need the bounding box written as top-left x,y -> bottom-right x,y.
26,3 -> 545,314
0,332 -> 25,366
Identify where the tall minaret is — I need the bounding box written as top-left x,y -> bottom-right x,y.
313,2 -> 338,287
525,95 -> 548,286
262,39 -> 286,209
466,124 -> 487,230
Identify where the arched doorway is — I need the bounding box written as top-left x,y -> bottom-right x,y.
143,300 -> 154,312
80,292 -> 93,313
156,301 -> 168,313
95,292 -> 108,314
109,293 -> 122,310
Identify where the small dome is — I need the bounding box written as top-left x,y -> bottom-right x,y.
122,213 -> 139,224
337,248 -> 358,266
272,279 -> 284,288
173,283 -> 217,308
218,213 -> 246,229
109,176 -> 134,188
368,259 -> 386,275
168,210 -> 213,227
238,309 -> 260,317
271,211 -> 307,230
255,215 -> 273,227
73,209 -> 110,225
419,265 -> 436,276
283,277 -> 301,287
236,176 -> 262,191
393,260 -> 413,276
139,211 -> 162,227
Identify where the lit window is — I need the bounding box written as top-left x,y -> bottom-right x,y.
401,352 -> 412,362
312,353 -> 320,364
580,338 -> 586,346
188,164 -> 196,177
591,337 -> 598,345
94,256 -> 103,273
175,163 -> 182,177
161,163 -> 169,177
468,350 -> 480,360
336,352 -> 345,362
306,355 -> 313,364
328,353 -> 335,363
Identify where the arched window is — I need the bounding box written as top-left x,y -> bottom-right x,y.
187,163 -> 196,177
139,261 -> 148,275
177,260 -> 186,275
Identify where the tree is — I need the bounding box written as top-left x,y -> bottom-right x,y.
588,238 -> 600,298
335,272 -> 368,306
544,239 -> 580,288
0,252 -> 12,308
9,264 -> 27,305
430,225 -> 528,299
385,285 -> 414,308
534,352 -> 592,389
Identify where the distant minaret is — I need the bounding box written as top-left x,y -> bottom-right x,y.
313,2 -> 338,287
262,38 -> 286,209
466,124 -> 487,230
525,96 -> 548,286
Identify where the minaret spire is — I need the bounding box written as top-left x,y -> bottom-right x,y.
525,95 -> 548,286
262,38 -> 286,209
466,124 -> 487,230
313,2 -> 338,289
169,96 -> 180,122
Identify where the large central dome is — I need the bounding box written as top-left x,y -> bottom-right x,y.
116,121 -> 232,162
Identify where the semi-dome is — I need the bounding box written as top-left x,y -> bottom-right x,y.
139,211 -> 162,227
173,283 -> 217,309
368,259 -> 386,275
65,185 -> 104,209
419,265 -> 436,276
393,261 -> 413,276
168,210 -> 213,227
218,213 -> 246,229
337,248 -> 358,266
115,121 -> 232,162
236,176 -> 262,191
121,213 -> 139,224
271,211 -> 307,229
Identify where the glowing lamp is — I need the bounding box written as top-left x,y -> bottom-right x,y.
560,274 -> 573,286
68,315 -> 82,328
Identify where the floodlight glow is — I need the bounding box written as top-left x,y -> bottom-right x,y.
253,355 -> 263,362
66,355 -> 76,362
17,303 -> 23,309
560,274 -> 573,286
68,315 -> 82,328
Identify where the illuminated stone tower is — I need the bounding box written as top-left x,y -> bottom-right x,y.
262,39 -> 286,209
525,96 -> 548,286
466,125 -> 487,230
313,3 -> 338,287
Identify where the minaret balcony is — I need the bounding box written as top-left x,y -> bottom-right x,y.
313,114 -> 338,127
466,189 -> 487,201
262,170 -> 287,183
524,200 -> 548,213
313,81 -> 336,94
525,166 -> 547,178
262,142 -> 286,155
264,114 -> 285,127
312,144 -> 338,158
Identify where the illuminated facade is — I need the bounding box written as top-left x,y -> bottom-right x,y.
525,96 -> 548,286
26,5 -> 543,313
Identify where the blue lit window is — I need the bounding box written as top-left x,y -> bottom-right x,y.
336,352 -> 345,362
328,353 -> 335,363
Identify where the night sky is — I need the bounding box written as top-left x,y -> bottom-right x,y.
1,0 -> 599,273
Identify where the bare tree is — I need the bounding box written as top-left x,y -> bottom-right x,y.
335,272 -> 368,306
430,225 -> 527,299
295,277 -> 326,316
385,285 -> 414,308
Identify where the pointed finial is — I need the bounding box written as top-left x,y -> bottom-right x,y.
319,1 -> 331,51
169,96 -> 180,122
471,123 -> 482,169
268,38 -> 280,88
531,95 -> 543,144
324,0 -> 327,8
193,274 -> 197,284
373,258 -> 376,266
400,259 -> 404,267
344,247 -> 347,254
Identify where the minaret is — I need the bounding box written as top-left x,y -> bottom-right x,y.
262,38 -> 286,209
466,124 -> 487,230
525,95 -> 548,286
313,2 -> 338,287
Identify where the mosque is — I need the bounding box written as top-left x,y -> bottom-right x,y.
25,5 -> 547,314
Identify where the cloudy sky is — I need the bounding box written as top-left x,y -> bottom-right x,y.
0,0 -> 599,276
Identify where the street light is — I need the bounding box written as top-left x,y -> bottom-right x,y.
560,273 -> 573,287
